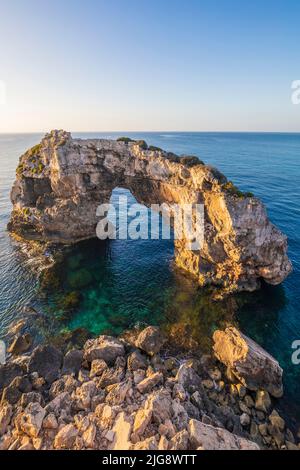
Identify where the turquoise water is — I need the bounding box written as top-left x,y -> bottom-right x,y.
0,132 -> 300,427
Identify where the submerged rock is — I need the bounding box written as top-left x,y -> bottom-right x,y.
213,327 -> 283,397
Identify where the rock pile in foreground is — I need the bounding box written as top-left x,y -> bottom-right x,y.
0,326 -> 299,451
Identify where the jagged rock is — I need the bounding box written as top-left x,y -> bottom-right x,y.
133,369 -> 146,385
18,442 -> 34,450
62,349 -> 83,376
1,380 -> 22,405
213,327 -> 283,397
82,423 -> 97,449
45,392 -> 71,415
73,381 -> 97,410
0,404 -> 12,436
158,419 -> 176,438
137,372 -> 163,394
175,361 -> 202,392
172,400 -> 189,431
106,380 -> 132,405
0,434 -> 13,450
54,424 -> 78,449
84,336 -> 125,365
135,327 -> 166,356
110,412 -> 132,450
127,350 -> 148,371
240,413 -> 251,427
0,362 -> 23,391
7,334 -> 32,355
145,390 -> 172,424
188,419 -> 260,450
27,345 -> 63,384
170,430 -> 189,450
133,436 -> 158,450
49,375 -> 78,398
42,413 -> 58,429
20,402 -> 46,438
173,383 -> 187,402
268,410 -> 285,431
255,390 -> 272,413
8,130 -> 292,294
286,441 -> 299,451
133,408 -> 152,436
158,435 -> 169,450
90,359 -> 108,378
97,365 -> 125,388
20,391 -> 44,408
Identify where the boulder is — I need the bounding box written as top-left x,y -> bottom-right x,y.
106,380 -> 132,406
84,336 -> 125,365
175,361 -> 202,391
28,345 -> 63,384
62,349 -> 83,376
42,413 -> 58,430
137,372 -> 163,394
7,334 -> 32,355
255,390 -> 272,413
90,359 -> 108,378
145,390 -> 172,424
0,404 -> 12,436
135,327 -> 166,356
49,375 -> 78,399
20,391 -> 44,408
133,436 -> 158,450
213,327 -> 283,397
20,402 -> 46,438
188,419 -> 260,450
0,362 -> 23,391
54,424 -> 78,449
133,408 -> 152,436
110,412 -> 132,450
170,430 -> 189,450
127,350 -> 148,371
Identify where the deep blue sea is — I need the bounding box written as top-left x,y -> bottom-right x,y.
0,132 -> 300,428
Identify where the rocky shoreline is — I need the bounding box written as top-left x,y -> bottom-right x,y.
1,325 -> 299,451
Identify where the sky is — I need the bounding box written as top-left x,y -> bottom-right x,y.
0,0 -> 299,132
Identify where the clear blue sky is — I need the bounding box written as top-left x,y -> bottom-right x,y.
0,0 -> 299,132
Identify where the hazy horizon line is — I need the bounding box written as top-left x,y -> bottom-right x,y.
1,130 -> 300,135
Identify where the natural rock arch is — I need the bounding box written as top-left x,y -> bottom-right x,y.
8,130 -> 292,295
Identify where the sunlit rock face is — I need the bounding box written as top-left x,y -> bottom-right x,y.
8,130 -> 292,294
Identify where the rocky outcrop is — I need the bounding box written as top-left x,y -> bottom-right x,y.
213,327 -> 283,398
8,130 -> 292,294
0,326 -> 298,451
188,419 -> 259,450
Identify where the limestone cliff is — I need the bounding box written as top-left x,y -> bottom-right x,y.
8,130 -> 292,294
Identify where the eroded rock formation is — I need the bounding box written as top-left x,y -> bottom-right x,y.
8,130 -> 292,294
213,327 -> 283,398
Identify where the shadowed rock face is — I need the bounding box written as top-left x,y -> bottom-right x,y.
8,130 -> 292,294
